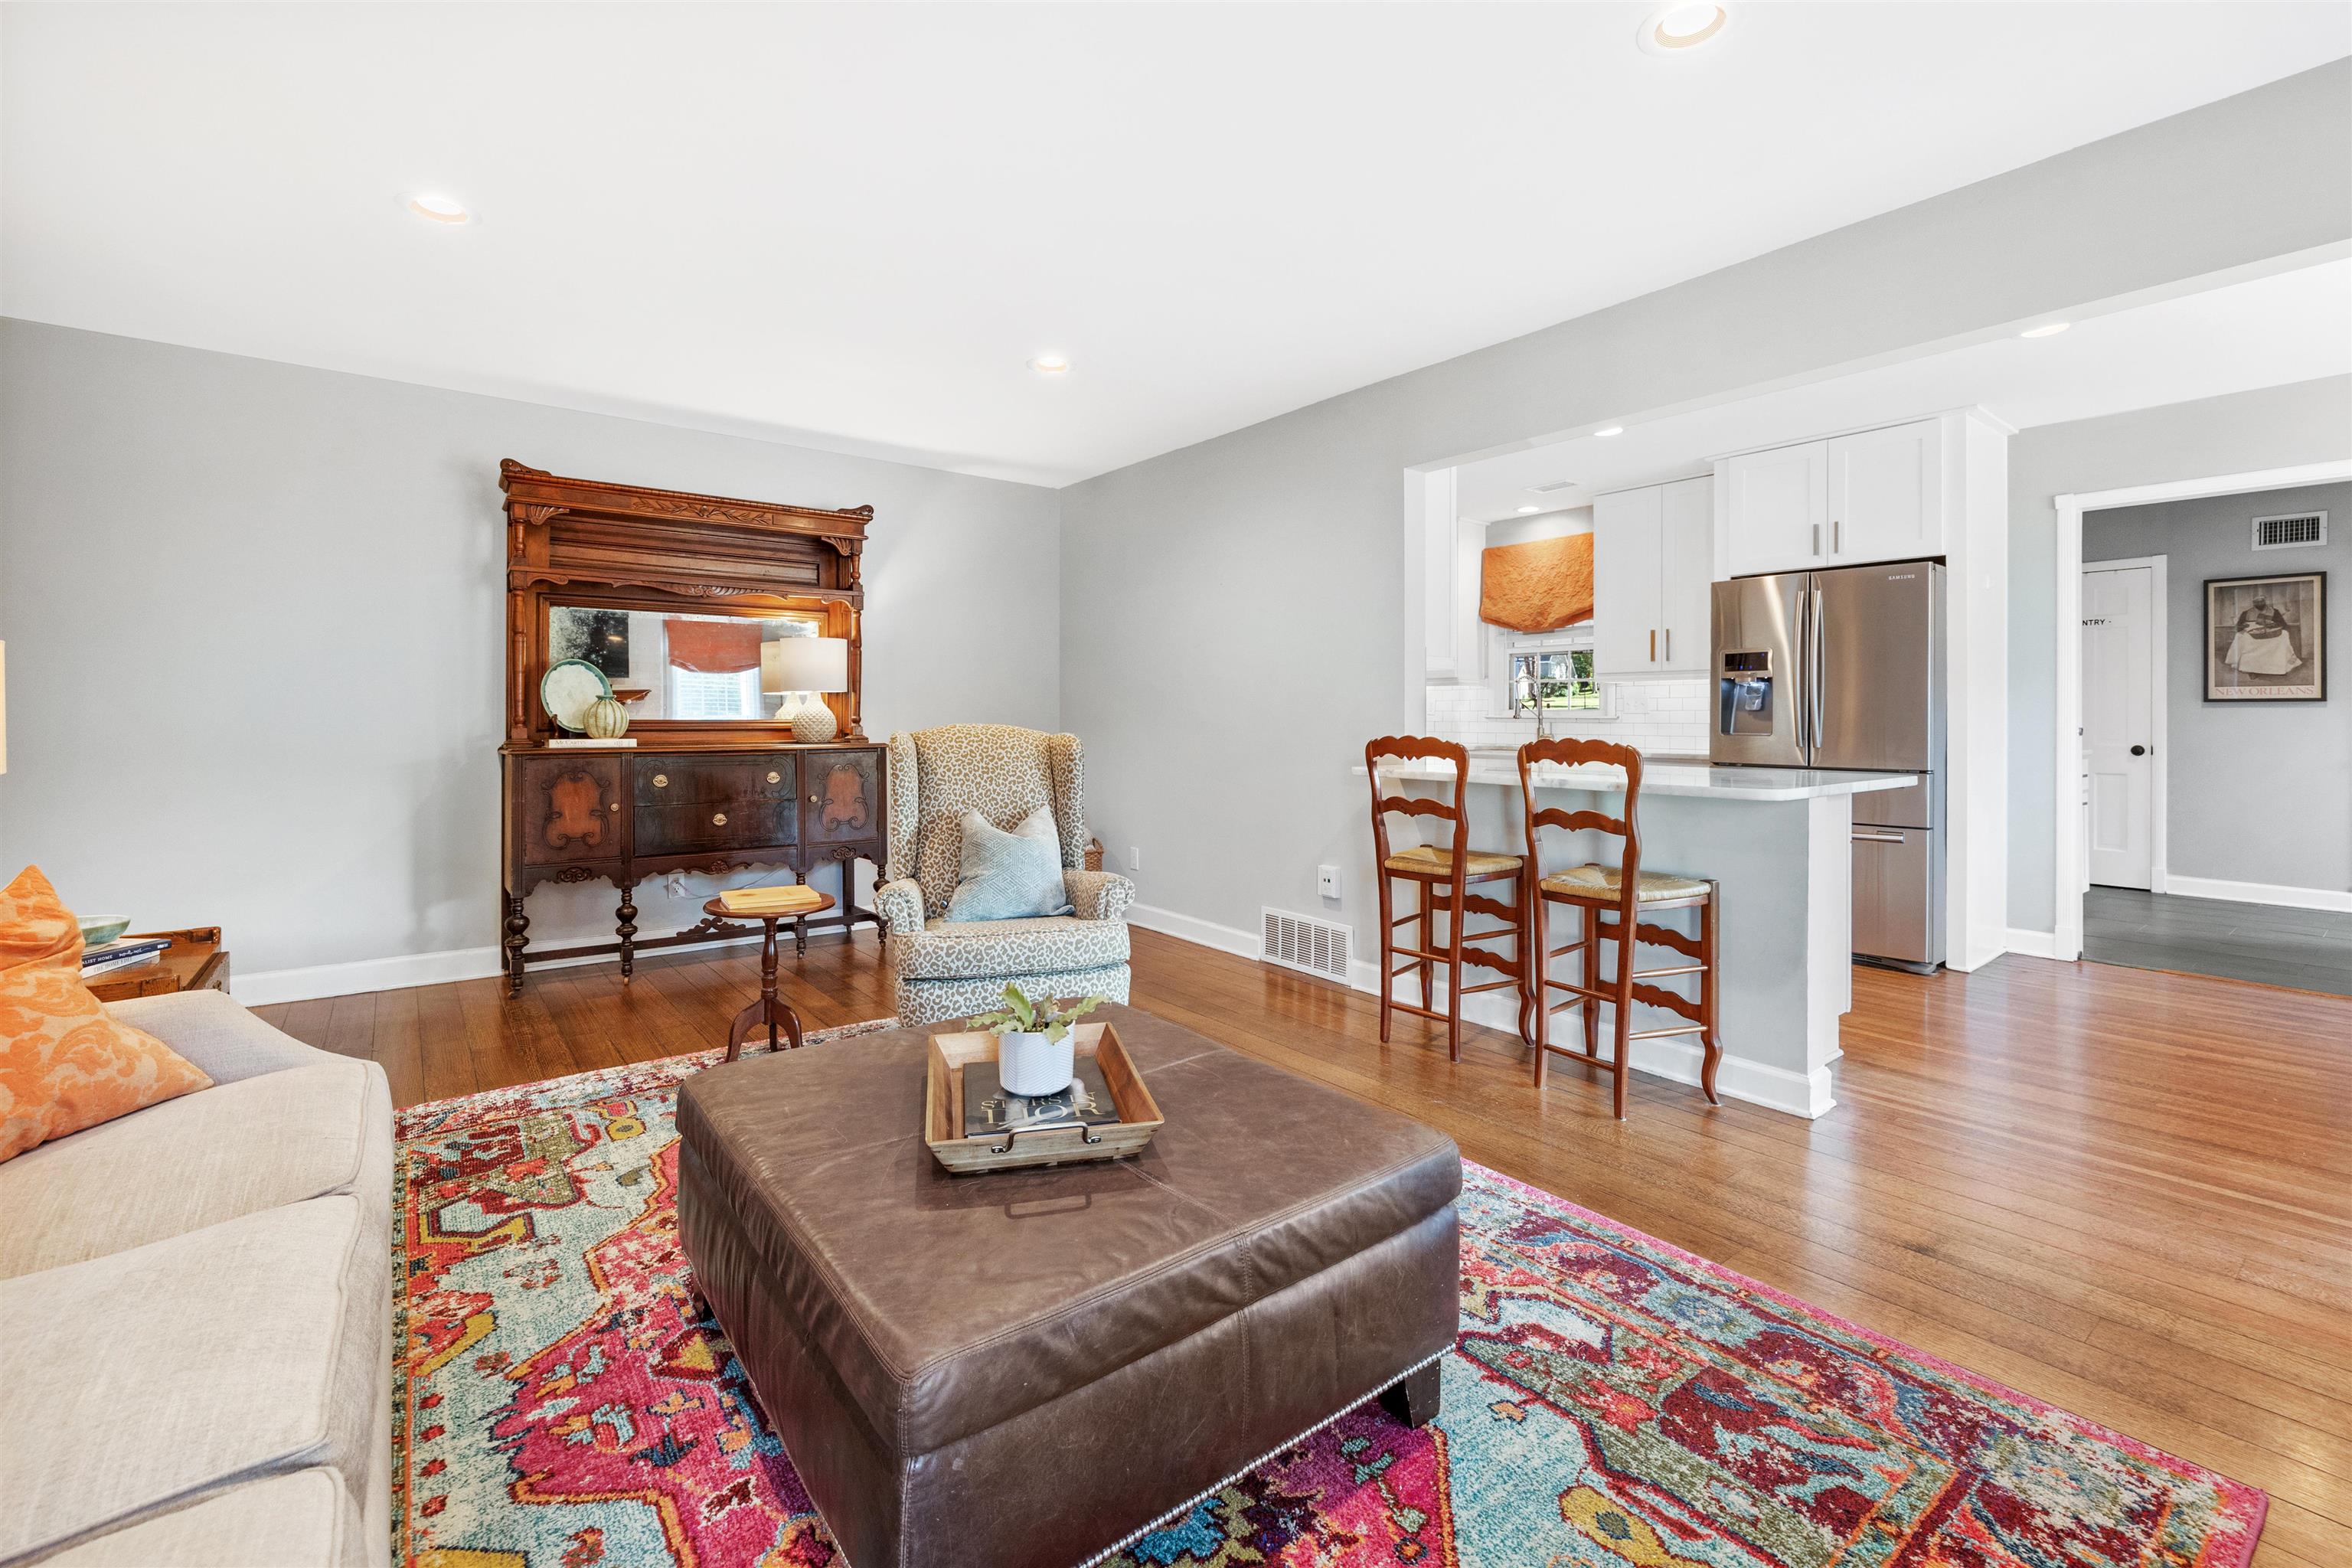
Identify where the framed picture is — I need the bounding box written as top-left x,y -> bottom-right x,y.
2204,571 -> 2324,702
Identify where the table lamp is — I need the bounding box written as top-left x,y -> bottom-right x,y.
761,636 -> 850,742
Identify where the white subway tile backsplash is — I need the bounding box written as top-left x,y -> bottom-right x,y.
1425,679 -> 1710,757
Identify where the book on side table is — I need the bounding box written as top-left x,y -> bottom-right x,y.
718,886 -> 826,917
83,926 -> 231,1004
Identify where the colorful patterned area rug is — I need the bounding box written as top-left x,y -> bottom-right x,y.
397,1024 -> 2265,1568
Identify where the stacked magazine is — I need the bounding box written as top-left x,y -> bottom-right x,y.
83,937 -> 170,979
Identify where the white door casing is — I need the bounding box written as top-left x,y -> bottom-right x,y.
2080,563 -> 2158,890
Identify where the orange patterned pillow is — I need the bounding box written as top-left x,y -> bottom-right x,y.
0,867 -> 211,1162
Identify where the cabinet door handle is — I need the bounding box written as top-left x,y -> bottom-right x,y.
609,802 -> 620,813
1664,628 -> 1671,662
712,812 -> 728,826
653,774 -> 668,789
1649,629 -> 1656,662
1812,523 -> 1821,557
1833,518 -> 1841,554
767,771 -> 782,784
808,794 -> 819,805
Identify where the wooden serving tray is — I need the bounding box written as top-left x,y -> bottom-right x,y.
924,1022 -> 1164,1175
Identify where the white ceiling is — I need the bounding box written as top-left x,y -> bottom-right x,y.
4,4 -> 2346,486
1452,257 -> 2352,521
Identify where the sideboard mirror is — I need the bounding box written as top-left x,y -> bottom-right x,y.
546,603 -> 829,723
501,460 -> 871,745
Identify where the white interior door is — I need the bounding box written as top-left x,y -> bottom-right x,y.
2081,564 -> 2155,889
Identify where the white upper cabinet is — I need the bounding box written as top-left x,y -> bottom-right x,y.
1593,475 -> 1712,680
1592,486 -> 1661,678
1721,441 -> 1828,577
1658,476 -> 1712,673
1421,469 -> 1486,680
1828,420 -> 1942,564
1717,417 -> 1952,577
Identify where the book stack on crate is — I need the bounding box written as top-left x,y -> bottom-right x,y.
83,936 -> 171,980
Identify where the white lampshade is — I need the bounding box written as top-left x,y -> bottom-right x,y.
761,635 -> 849,695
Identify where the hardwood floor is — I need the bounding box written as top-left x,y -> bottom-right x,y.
260,926 -> 2352,1563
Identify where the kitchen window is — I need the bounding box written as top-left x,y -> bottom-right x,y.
1510,648 -> 1602,714
1493,624 -> 1614,720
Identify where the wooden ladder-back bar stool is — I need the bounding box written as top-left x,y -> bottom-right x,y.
1364,737 -> 1529,1061
1517,737 -> 1723,1119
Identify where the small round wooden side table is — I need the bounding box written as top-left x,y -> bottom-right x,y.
705,892 -> 835,1063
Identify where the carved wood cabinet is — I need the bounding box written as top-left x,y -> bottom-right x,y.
496,461 -> 887,995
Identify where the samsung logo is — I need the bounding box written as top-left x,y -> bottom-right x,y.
1886,573 -> 1918,580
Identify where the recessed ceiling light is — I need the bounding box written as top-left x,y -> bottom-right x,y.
1028,354 -> 1071,374
2019,322 -> 2071,339
1594,426 -> 1625,438
1638,2 -> 1727,55
1517,505 -> 1543,514
406,192 -> 469,224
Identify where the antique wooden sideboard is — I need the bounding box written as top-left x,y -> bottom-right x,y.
498,460 -> 887,995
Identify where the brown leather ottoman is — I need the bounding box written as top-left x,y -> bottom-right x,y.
677,1002 -> 1461,1568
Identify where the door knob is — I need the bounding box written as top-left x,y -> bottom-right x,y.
713,812 -> 728,826
2129,744 -> 2147,756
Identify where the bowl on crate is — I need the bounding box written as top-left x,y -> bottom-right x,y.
78,916 -> 132,946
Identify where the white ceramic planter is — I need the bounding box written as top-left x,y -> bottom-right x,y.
997,1031 -> 1075,1096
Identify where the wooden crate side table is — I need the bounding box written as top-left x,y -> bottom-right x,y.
86,926 -> 231,1004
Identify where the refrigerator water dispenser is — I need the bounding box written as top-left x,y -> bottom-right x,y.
1717,650 -> 1776,737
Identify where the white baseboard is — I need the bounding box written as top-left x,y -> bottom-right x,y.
1125,902 -> 1263,962
230,926 -> 780,1006
2158,874 -> 2352,914
2002,928 -> 2066,961
1138,903 -> 1833,1119
231,946 -> 502,1006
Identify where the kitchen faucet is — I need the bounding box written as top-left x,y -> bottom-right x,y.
1516,664 -> 1553,742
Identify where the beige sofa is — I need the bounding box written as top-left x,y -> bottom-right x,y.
0,990 -> 394,1568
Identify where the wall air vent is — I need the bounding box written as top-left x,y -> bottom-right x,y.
1261,907 -> 1352,983
1530,479 -> 1580,493
2252,511 -> 2326,550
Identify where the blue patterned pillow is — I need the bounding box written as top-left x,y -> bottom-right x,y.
944,806 -> 1074,922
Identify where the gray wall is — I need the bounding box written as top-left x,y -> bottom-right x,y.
2006,377 -> 2351,929
2082,479 -> 2347,893
0,320 -> 1062,977
1063,63 -> 2351,962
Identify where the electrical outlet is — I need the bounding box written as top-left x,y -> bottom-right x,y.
1128,845 -> 1142,871
1317,864 -> 1341,900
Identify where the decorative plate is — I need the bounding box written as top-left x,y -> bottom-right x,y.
540,658 -> 614,733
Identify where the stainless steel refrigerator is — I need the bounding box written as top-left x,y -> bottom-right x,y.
1710,561 -> 1945,970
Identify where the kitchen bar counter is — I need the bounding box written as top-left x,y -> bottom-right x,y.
1353,754 -> 1914,1120
1362,755 -> 1919,802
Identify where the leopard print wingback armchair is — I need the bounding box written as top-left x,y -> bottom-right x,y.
877,725 -> 1135,1027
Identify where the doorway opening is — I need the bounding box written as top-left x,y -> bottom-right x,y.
2057,468 -> 2351,995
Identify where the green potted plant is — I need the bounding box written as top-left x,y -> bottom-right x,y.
969,985 -> 1105,1096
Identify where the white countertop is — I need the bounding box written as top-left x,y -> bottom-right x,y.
1355,755 -> 1919,802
